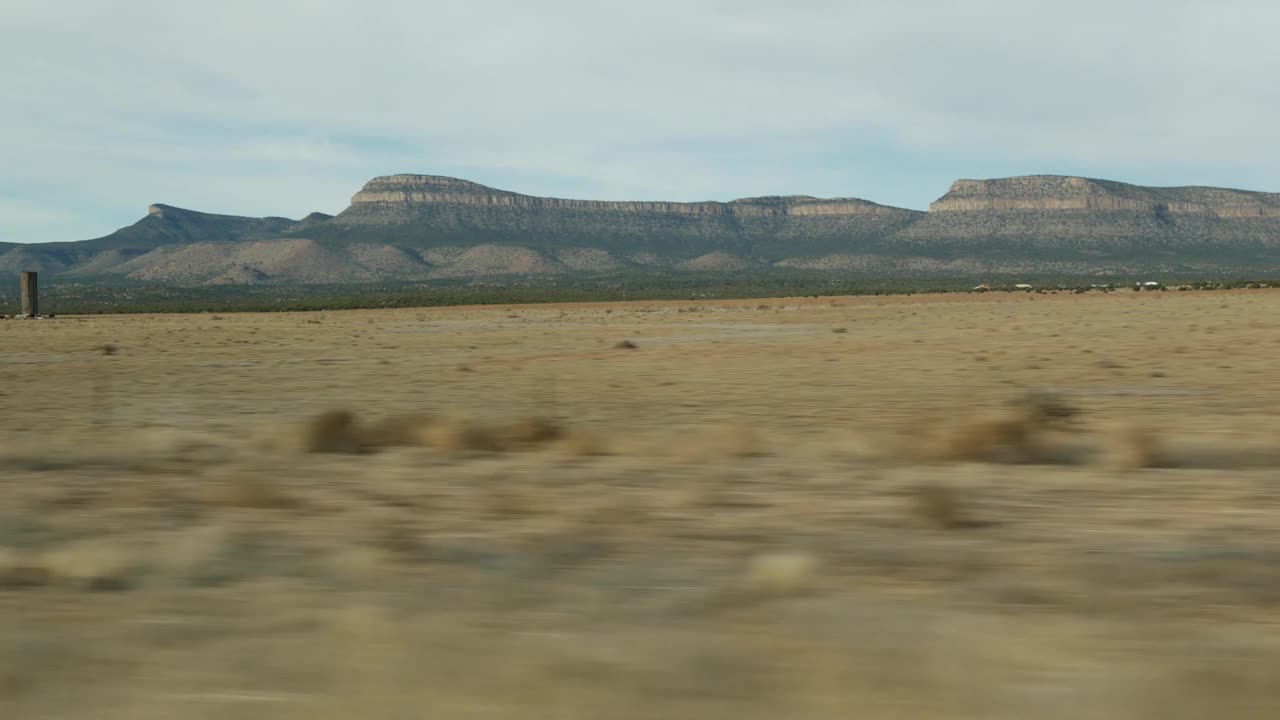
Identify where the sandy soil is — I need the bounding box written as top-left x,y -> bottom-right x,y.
2,288 -> 1280,718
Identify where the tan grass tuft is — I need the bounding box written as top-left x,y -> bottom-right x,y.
1097,423 -> 1160,470
948,414 -> 1040,463
201,467 -> 297,509
418,417 -> 507,455
499,416 -> 566,448
554,430 -> 610,457
888,415 -> 947,463
40,541 -> 142,591
710,424 -> 769,458
672,423 -> 770,463
895,414 -> 1025,463
742,551 -> 820,595
893,397 -> 1070,464
362,413 -> 436,448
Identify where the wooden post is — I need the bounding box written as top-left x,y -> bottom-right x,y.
20,271 -> 38,317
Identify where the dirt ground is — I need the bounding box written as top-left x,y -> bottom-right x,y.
2,288 -> 1280,718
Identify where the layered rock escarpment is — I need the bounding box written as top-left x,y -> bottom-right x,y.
892,176 -> 1280,265
931,176 -> 1280,218
339,174 -> 911,222
321,174 -> 926,263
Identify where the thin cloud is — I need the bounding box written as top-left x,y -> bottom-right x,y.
2,0 -> 1278,242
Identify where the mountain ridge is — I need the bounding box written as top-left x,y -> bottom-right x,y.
5,173 -> 1280,285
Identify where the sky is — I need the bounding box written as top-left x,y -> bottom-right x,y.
2,0 -> 1278,243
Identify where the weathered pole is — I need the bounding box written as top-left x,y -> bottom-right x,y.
20,271 -> 38,317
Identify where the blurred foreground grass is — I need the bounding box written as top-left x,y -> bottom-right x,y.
3,291 -> 1280,717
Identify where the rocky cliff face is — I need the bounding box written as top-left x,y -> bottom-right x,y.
899,175 -> 1280,263
931,176 -> 1280,218
340,174 -> 907,222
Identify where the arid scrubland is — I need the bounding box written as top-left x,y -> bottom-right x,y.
2,289 -> 1280,718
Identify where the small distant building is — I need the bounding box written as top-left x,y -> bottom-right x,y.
1014,283 -> 1033,291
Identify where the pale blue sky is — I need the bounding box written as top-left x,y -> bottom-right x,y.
2,0 -> 1278,243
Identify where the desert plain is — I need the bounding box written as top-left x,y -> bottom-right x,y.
2,288 -> 1280,718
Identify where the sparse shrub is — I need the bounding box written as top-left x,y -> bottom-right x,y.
833,327 -> 848,334
1014,390 -> 1079,424
615,340 -> 639,349
301,410 -> 368,454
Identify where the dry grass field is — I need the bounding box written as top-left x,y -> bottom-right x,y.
3,288 -> 1280,718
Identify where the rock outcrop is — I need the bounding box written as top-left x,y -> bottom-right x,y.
931,176 -> 1280,218
341,174 -> 906,222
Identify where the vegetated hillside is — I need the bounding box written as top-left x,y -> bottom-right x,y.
5,173 -> 1280,285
